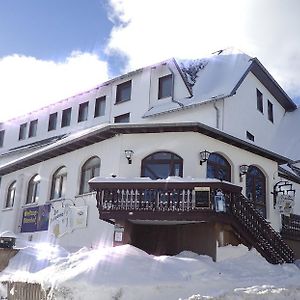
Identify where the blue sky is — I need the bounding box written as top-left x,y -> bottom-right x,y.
0,0 -> 300,121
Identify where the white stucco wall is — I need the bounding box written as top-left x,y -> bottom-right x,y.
0,130 -> 282,250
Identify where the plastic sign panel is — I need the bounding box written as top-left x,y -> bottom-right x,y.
49,205 -> 88,238
21,204 -> 51,233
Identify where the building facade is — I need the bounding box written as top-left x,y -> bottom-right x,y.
0,49 -> 299,262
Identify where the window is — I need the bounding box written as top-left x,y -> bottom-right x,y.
246,131 -> 255,142
114,113 -> 130,123
50,166 -> 67,199
158,74 -> 173,99
116,80 -> 131,103
246,166 -> 266,218
141,151 -> 183,179
78,102 -> 89,122
207,153 -> 231,182
0,130 -> 5,147
26,174 -> 40,204
80,156 -> 101,194
48,112 -> 58,131
6,181 -> 16,208
19,123 -> 27,140
28,119 -> 38,138
94,96 -> 106,118
256,89 -> 263,113
61,107 -> 72,127
268,100 -> 274,123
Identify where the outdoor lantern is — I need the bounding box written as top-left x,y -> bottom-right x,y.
239,164 -> 249,181
124,150 -> 134,164
199,150 -> 210,165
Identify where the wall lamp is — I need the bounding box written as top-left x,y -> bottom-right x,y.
199,150 -> 210,165
239,164 -> 249,181
124,150 -> 134,164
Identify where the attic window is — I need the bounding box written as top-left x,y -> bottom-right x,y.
114,113 -> 130,123
268,100 -> 274,123
158,74 -> 173,99
246,131 -> 255,142
256,89 -> 263,113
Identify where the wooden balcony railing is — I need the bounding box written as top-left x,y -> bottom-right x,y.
90,177 -> 294,264
281,214 -> 300,241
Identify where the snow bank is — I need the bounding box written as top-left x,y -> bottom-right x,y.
1,244 -> 300,300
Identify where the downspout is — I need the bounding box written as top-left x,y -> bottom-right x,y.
213,100 -> 220,129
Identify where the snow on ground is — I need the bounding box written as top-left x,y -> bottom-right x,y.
0,243 -> 300,300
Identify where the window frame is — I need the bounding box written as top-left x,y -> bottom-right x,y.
246,131 -> 255,142
141,151 -> 183,179
268,100 -> 274,123
256,89 -> 263,114
94,96 -> 106,118
26,174 -> 40,204
0,130 -> 5,147
114,113 -> 130,123
50,166 -> 67,200
158,74 -> 173,99
116,80 -> 132,104
206,153 -> 231,182
61,107 -> 72,127
246,165 -> 266,218
28,119 -> 38,138
48,112 -> 58,131
78,101 -> 89,123
19,123 -> 27,140
5,181 -> 16,208
79,156 -> 101,195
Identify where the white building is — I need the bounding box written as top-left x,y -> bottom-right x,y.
0,48 -> 299,263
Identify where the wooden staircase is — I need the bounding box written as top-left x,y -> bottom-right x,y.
227,193 -> 294,264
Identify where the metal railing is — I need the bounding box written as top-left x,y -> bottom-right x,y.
282,213 -> 300,240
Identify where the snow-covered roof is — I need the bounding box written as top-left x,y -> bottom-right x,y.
144,48 -> 296,118
0,122 -> 291,176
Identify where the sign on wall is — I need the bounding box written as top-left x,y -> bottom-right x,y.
21,204 -> 51,233
49,205 -> 88,238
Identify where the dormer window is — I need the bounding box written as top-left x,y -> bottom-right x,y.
158,74 -> 173,99
116,80 -> 132,103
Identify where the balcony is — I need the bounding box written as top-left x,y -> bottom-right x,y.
89,177 -> 241,223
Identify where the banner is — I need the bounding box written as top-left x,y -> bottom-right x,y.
49,205 -> 88,238
21,204 -> 51,233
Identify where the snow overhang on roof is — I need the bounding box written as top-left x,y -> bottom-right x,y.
0,122 -> 291,176
278,165 -> 300,184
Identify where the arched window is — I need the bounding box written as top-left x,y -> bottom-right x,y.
50,166 -> 67,199
246,165 -> 266,217
207,153 -> 231,182
141,151 -> 183,179
6,181 -> 16,208
26,174 -> 40,204
80,156 -> 101,194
